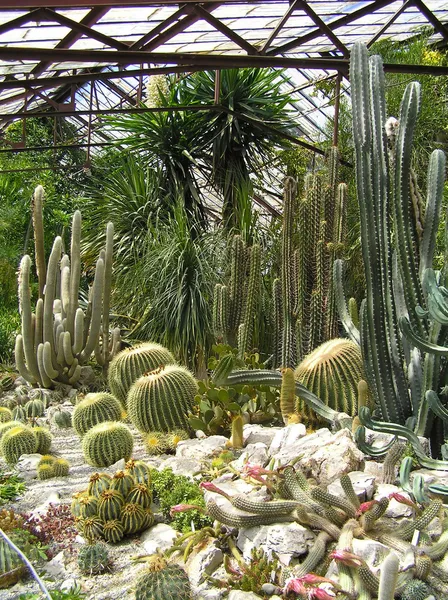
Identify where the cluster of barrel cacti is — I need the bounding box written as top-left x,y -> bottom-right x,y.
212,234 -> 261,359
71,460 -> 154,544
37,455 -> 70,479
0,421 -> 52,465
203,462 -> 447,598
15,185 -> 121,389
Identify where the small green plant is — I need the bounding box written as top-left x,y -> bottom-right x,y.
77,541 -> 110,575
19,586 -> 86,600
0,471 -> 25,505
150,468 -> 212,532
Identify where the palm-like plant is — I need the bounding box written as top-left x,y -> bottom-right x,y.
104,78 -> 210,230
182,68 -> 296,232
128,204 -> 223,374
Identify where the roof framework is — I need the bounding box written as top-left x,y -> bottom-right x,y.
0,1 -> 446,214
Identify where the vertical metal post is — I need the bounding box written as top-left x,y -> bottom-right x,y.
86,78 -> 93,169
332,73 -> 342,148
214,69 -> 221,104
137,63 -> 143,104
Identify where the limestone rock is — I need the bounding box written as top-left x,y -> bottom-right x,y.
268,423 -> 307,456
140,523 -> 178,554
230,442 -> 269,471
43,550 -> 69,579
158,456 -> 202,479
15,453 -> 42,482
176,435 -> 228,461
31,491 -> 61,517
374,484 -> 413,517
237,522 -> 315,565
228,592 -> 263,600
328,471 -> 376,502
187,538 -> 223,587
243,424 -> 281,447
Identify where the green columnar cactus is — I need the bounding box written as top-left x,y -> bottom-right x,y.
310,487 -> 357,518
237,243 -> 261,359
78,542 -> 110,575
135,557 -> 192,600
400,580 -> 432,600
294,338 -> 367,426
53,458 -> 70,477
53,409 -> 72,429
127,365 -> 198,433
280,177 -> 297,368
1,425 -> 37,465
73,392 -> 122,437
231,495 -> 299,516
381,441 -> 405,484
377,552 -> 399,600
292,531 -> 331,579
0,409 -> 11,424
107,342 -> 176,409
229,415 -> 244,449
32,426 -> 52,454
206,499 -> 295,528
15,196 -> 121,388
280,367 -> 296,425
82,421 -> 134,468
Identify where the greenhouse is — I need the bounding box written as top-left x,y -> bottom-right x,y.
0,1 -> 448,598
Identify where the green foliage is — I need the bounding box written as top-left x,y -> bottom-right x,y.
0,306 -> 20,364
19,584 -> 86,600
0,471 -> 25,505
189,346 -> 279,436
224,547 -> 280,593
150,468 -> 212,532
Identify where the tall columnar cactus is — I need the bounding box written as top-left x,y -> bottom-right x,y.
15,191 -> 121,388
73,392 -> 122,437
107,342 -> 176,409
127,365 -> 198,433
339,42 -> 446,445
212,234 -> 261,357
273,155 -> 347,368
294,338 -> 368,426
82,421 -> 134,468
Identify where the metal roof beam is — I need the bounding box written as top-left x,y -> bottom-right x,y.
266,0 -> 394,55
194,5 -> 258,55
367,0 -> 413,47
297,0 -> 349,57
0,8 -> 44,35
412,0 -> 448,42
261,0 -> 300,54
129,4 -> 191,50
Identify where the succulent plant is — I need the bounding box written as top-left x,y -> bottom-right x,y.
53,409 -> 72,429
0,536 -> 27,589
78,495 -> 99,519
102,519 -> 124,544
108,342 -> 176,409
39,454 -> 56,466
53,457 -> 70,477
0,421 -> 23,455
294,338 -> 368,426
0,375 -> 14,392
134,556 -> 192,600
81,516 -> 104,542
97,489 -> 125,521
0,408 -> 12,424
164,429 -> 189,452
82,421 -> 133,468
11,406 -> 26,423
127,365 -> 198,433
77,542 -> 110,575
1,425 -> 37,465
144,431 -> 168,455
32,426 -> 52,454
126,483 -> 152,509
109,470 -> 135,498
73,392 -> 122,437
125,459 -> 151,485
120,502 -> 146,535
87,472 -> 112,497
37,463 -> 54,480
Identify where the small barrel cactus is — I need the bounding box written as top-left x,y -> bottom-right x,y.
145,431 -> 168,455
53,458 -> 70,477
102,519 -> 125,544
87,472 -> 112,497
78,542 -> 110,574
97,489 -> 125,521
1,425 -> 37,465
135,556 -> 192,600
164,429 -> 189,452
53,409 -> 72,429
127,365 -> 198,433
0,408 -> 12,424
11,406 -> 26,423
108,342 -> 176,409
24,398 -> 45,419
0,375 -> 14,392
73,392 -> 122,437
81,517 -> 104,542
37,463 -> 54,480
109,470 -> 135,498
125,459 -> 151,485
78,495 -> 99,519
32,426 -> 52,454
120,502 -> 146,535
39,454 -> 55,466
126,483 -> 152,509
82,421 -> 134,468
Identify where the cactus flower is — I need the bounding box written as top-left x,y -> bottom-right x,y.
329,550 -> 364,568
355,499 -> 378,516
169,504 -> 205,517
199,481 -> 230,499
284,578 -> 307,595
388,492 -> 417,509
308,588 -> 336,600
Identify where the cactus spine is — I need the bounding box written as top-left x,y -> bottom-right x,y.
77,542 -> 110,574
16,194 -> 121,388
82,421 -> 134,468
135,557 -> 192,600
127,365 -> 197,433
1,425 -> 37,465
107,342 -> 176,409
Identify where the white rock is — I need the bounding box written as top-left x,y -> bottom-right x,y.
15,453 -> 42,481
364,461 -> 383,479
237,522 -> 315,565
228,592 -> 263,600
196,430 -> 207,439
328,471 -> 376,502
109,458 -> 126,471
230,442 -> 269,470
158,457 -> 202,479
202,478 -> 254,507
60,578 -> 81,593
187,539 -> 223,587
32,491 -> 60,517
43,550 -> 68,578
411,468 -> 448,487
194,584 -> 226,599
363,430 -> 430,455
140,523 -> 178,554
352,538 -> 390,570
176,435 -> 228,460
268,423 -> 307,456
243,425 -> 281,447
374,484 -> 413,517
